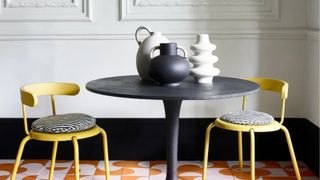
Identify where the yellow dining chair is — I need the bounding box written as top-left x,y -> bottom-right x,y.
202,78 -> 301,180
11,82 -> 110,180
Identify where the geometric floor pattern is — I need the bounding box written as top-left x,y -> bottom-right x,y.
0,160 -> 318,180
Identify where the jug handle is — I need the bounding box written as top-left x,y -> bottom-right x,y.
150,45 -> 188,59
177,46 -> 188,59
149,45 -> 160,59
135,26 -> 152,45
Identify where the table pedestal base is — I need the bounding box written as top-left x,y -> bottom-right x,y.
163,100 -> 182,180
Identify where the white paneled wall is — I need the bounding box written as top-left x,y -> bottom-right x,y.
306,0 -> 320,30
0,0 -> 318,127
306,0 -> 320,127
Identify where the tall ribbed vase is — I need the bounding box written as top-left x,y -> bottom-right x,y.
189,34 -> 220,83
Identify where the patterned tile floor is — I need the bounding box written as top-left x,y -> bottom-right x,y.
0,160 -> 318,180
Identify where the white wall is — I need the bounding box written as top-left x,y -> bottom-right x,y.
0,0 -> 317,126
306,0 -> 320,127
306,0 -> 320,30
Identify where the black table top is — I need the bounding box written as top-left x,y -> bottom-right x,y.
86,75 -> 259,100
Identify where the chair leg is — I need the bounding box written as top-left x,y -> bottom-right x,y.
72,136 -> 80,180
280,125 -> 301,180
238,131 -> 243,170
100,128 -> 110,180
249,129 -> 255,180
48,141 -> 58,180
11,136 -> 31,180
202,122 -> 215,180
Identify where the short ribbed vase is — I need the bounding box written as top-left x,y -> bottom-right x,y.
189,34 -> 220,83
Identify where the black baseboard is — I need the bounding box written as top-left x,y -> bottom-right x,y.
0,118 -> 318,177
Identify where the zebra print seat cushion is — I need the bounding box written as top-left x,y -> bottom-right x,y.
31,113 -> 96,134
220,110 -> 274,125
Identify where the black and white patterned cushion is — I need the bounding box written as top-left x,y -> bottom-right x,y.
220,110 -> 274,125
31,113 -> 96,134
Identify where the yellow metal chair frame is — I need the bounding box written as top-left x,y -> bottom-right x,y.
11,82 -> 110,180
202,78 -> 301,180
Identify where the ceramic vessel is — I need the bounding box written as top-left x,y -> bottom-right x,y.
135,26 -> 170,81
189,34 -> 220,83
149,43 -> 190,86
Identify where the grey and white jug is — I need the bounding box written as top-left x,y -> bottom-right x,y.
135,26 -> 169,81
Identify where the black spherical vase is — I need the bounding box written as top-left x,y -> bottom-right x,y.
149,43 -> 190,86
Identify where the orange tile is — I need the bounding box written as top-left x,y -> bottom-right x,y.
95,160 -> 124,176
22,175 -> 37,180
44,160 -> 73,168
64,175 -> 91,180
0,163 -> 28,174
45,166 -> 69,171
121,176 -> 147,180
219,168 -> 235,177
229,167 -> 272,179
95,167 -> 123,175
74,160 -> 99,166
82,160 -> 99,164
64,175 -> 75,180
150,160 -> 166,167
20,160 -> 48,166
207,161 -> 229,168
150,168 -> 162,176
178,164 -> 202,175
178,176 -> 200,180
94,168 -> 105,175
260,161 -> 282,168
52,160 -> 73,164
229,161 -> 282,169
283,164 -> 316,177
229,164 -> 250,169
123,161 -> 148,168
262,177 -> 297,180
112,160 -> 125,168
121,168 -> 135,175
0,176 -> 9,180
111,169 -> 123,176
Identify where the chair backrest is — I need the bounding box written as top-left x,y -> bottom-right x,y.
20,82 -> 80,107
245,78 -> 288,99
20,82 -> 80,135
244,78 -> 289,124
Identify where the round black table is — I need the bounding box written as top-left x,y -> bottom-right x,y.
86,75 -> 259,180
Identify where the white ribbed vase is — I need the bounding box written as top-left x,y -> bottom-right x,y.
189,34 -> 220,83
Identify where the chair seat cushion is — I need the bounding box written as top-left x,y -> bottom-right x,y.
220,110 -> 274,125
31,113 -> 96,134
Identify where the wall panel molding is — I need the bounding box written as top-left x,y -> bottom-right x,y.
0,0 -> 92,22
134,0 -> 264,7
306,30 -> 320,41
120,0 -> 280,21
0,29 -> 307,41
5,0 -> 77,8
